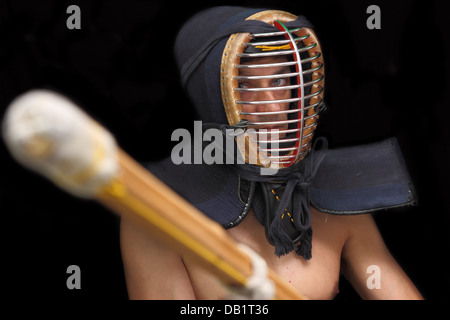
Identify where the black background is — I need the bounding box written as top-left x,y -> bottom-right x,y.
0,0 -> 449,302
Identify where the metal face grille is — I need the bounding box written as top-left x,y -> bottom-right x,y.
221,11 -> 325,169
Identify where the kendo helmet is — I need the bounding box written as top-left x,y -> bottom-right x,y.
175,6 -> 326,170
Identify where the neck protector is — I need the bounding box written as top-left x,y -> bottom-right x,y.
148,137 -> 416,260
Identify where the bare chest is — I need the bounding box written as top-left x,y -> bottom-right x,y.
184,209 -> 346,300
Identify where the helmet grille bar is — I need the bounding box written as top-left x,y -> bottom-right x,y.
273,20 -> 304,166
251,27 -> 303,37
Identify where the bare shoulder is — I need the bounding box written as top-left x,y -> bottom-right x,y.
310,209 -> 383,253
309,208 -> 359,249
319,211 -> 423,300
311,210 -> 399,271
120,217 -> 196,299
311,208 -> 375,235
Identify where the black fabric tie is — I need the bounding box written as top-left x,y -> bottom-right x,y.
231,137 -> 328,260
